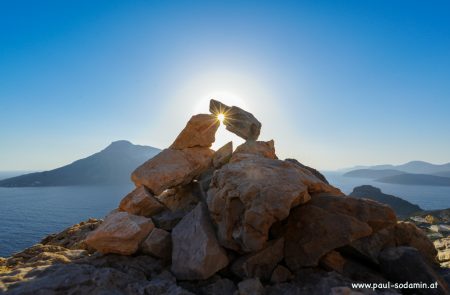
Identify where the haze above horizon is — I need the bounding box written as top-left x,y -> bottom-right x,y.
1,0 -> 450,171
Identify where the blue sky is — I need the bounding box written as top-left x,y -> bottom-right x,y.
1,0 -> 450,171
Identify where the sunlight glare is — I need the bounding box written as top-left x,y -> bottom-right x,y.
217,113 -> 225,123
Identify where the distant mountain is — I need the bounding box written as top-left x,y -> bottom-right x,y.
434,171 -> 450,178
345,161 -> 450,175
0,141 -> 160,187
349,185 -> 423,219
0,171 -> 35,181
343,169 -> 405,179
376,173 -> 450,187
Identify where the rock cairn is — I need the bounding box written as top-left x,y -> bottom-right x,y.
3,99 -> 448,294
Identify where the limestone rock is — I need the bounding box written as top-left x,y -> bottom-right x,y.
347,227 -> 396,264
379,247 -> 448,295
132,147 -> 213,195
85,211 -> 154,255
270,265 -> 293,284
285,158 -> 329,184
171,203 -> 229,280
213,141 -> 233,168
200,278 -> 237,295
152,210 -> 186,231
156,183 -> 201,213
231,140 -> 277,162
207,156 -> 319,252
209,99 -> 262,140
285,196 -> 386,270
231,238 -> 284,280
119,186 -> 166,217
140,228 -> 172,260
320,250 -> 346,273
170,114 -> 220,149
237,278 -> 265,295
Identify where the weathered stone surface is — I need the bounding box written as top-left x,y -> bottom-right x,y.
237,278 -> 265,295
285,158 -> 329,184
171,203 -> 229,280
231,238 -> 284,280
230,140 -> 277,162
208,156 -> 339,253
394,221 -> 438,265
320,250 -> 346,273
140,228 -> 172,260
40,218 -> 101,251
270,265 -> 293,284
156,183 -> 200,213
347,227 -> 396,264
212,141 -> 233,168
209,99 -> 262,140
285,196 -> 384,270
132,147 -> 214,195
379,247 -> 448,295
152,210 -> 186,231
85,211 -> 154,255
119,186 -> 166,217
170,114 -> 220,149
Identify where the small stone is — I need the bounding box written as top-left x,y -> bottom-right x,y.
237,278 -> 265,295
171,203 -> 229,280
140,228 -> 172,260
230,140 -> 277,162
209,99 -> 262,140
212,141 -> 233,168
119,186 -> 165,217
132,147 -> 213,195
270,265 -> 293,284
170,114 -> 220,149
85,212 -> 154,255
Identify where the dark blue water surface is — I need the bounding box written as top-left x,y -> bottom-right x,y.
0,185 -> 133,257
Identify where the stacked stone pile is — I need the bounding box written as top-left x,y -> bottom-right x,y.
1,99 -> 449,294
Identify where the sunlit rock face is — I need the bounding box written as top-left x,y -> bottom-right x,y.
170,114 -> 220,149
119,186 -> 166,217
209,99 -> 261,140
131,147 -> 213,195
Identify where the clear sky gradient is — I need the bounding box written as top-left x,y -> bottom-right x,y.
1,0 -> 450,171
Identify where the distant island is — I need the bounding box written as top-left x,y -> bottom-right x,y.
0,140 -> 160,187
349,185 -> 423,219
343,161 -> 450,187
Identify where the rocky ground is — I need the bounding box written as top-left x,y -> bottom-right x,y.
1,99 -> 449,295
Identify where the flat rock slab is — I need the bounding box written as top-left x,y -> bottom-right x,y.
209,99 -> 261,140
132,147 -> 213,195
85,211 -> 154,255
170,114 -> 220,149
119,186 -> 166,217
171,203 -> 229,280
207,156 -> 339,253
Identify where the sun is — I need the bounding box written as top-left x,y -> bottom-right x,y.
217,113 -> 225,123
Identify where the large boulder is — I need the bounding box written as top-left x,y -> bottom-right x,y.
207,156 -> 339,252
119,186 -> 166,217
170,114 -> 220,149
171,203 -> 229,280
379,247 -> 448,295
209,99 -> 261,140
85,211 -> 154,255
131,147 -> 213,195
231,238 -> 284,280
230,140 -> 277,162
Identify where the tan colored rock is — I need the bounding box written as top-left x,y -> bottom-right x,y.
319,251 -> 346,273
394,221 -> 438,265
156,183 -> 200,213
171,203 -> 229,280
284,197 -> 376,270
231,238 -> 284,280
348,227 -> 396,264
170,114 -> 220,149
230,140 -> 277,162
212,141 -> 233,168
85,212 -> 154,255
119,186 -> 166,217
270,265 -> 293,284
140,228 -> 172,259
131,147 -> 213,195
209,99 -> 261,140
208,156 -> 327,252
